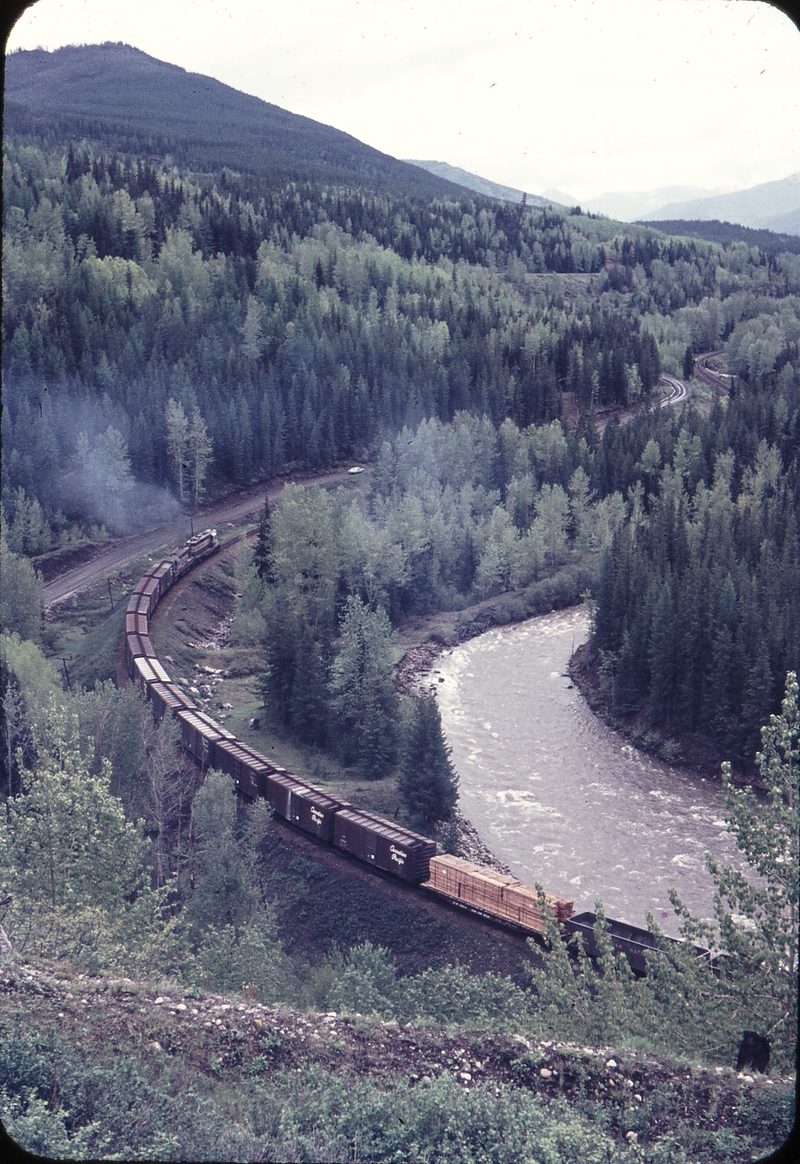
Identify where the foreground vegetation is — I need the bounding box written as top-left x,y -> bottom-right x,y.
1,958 -> 794,1164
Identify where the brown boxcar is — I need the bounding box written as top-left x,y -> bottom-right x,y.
177,709 -> 231,769
126,631 -> 156,675
127,632 -> 155,659
287,784 -> 351,842
263,770 -> 310,821
213,739 -> 272,800
230,741 -> 277,773
132,655 -> 161,695
125,612 -> 149,637
150,560 -> 175,596
424,855 -> 573,935
333,809 -> 436,883
149,680 -> 195,722
192,709 -> 235,741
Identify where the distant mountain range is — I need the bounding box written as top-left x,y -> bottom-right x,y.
3,43 -> 469,198
406,161 -> 561,209
640,173 -> 800,236
543,176 -> 800,236
543,186 -> 724,223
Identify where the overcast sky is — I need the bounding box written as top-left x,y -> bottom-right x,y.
6,0 -> 800,204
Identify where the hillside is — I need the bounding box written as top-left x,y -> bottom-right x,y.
4,43 -> 469,197
406,159 -> 559,208
1,960 -> 793,1163
639,218 -> 800,257
642,172 -> 800,235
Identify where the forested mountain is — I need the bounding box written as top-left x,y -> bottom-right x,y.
5,43 -> 467,197
640,219 -> 800,258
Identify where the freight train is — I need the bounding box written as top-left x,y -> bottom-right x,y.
123,530 -> 707,971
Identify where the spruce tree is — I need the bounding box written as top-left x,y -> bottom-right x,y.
398,694 -> 459,823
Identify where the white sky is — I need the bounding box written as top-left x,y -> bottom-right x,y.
6,0 -> 800,203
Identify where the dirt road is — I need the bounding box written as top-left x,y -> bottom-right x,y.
44,467 -> 360,606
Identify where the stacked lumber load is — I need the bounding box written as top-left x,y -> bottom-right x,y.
424,854 -> 573,935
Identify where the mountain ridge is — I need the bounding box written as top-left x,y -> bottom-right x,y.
406,159 -> 561,208
3,42 -> 471,197
642,172 -> 800,235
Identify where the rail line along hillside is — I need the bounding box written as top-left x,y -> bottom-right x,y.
122,530 -> 719,970
694,349 -> 733,395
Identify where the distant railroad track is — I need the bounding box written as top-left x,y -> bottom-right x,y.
694,349 -> 732,395
657,373 -> 690,408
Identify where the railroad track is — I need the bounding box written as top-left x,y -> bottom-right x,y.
657,373 -> 690,408
694,349 -> 732,395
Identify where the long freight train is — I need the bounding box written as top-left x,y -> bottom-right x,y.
124,530 -> 705,971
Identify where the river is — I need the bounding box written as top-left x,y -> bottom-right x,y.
432,607 -> 745,939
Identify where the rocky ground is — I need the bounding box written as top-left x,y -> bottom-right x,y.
1,960 -> 793,1159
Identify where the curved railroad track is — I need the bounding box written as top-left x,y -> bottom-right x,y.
657,373 -> 690,408
44,468 -> 358,607
694,349 -> 732,395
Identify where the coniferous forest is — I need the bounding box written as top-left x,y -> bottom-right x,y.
3,118 -> 799,767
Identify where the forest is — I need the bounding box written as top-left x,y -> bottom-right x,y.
1,106 -> 799,1161
2,129 -> 799,767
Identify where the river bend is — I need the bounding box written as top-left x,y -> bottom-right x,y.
433,608 -> 745,939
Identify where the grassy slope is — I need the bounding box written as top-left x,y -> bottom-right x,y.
1,959 -> 793,1163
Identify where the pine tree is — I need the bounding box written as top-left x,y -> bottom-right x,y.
329,596 -> 398,777
398,694 -> 459,823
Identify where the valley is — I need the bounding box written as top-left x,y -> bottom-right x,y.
2,33 -> 798,1164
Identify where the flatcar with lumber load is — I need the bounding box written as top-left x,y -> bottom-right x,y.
423,854 -> 573,936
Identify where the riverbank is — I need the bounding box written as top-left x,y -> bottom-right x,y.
568,641 -> 760,787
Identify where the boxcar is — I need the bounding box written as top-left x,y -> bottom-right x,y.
149,658 -> 172,683
149,681 -> 196,722
151,559 -> 176,596
125,611 -> 149,637
192,709 -> 235,741
132,655 -> 162,695
288,784 -> 351,842
424,855 -> 573,935
229,740 -> 277,773
126,632 -> 156,675
262,769 -> 311,821
177,709 -> 232,769
213,738 -> 272,800
333,809 -> 436,883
